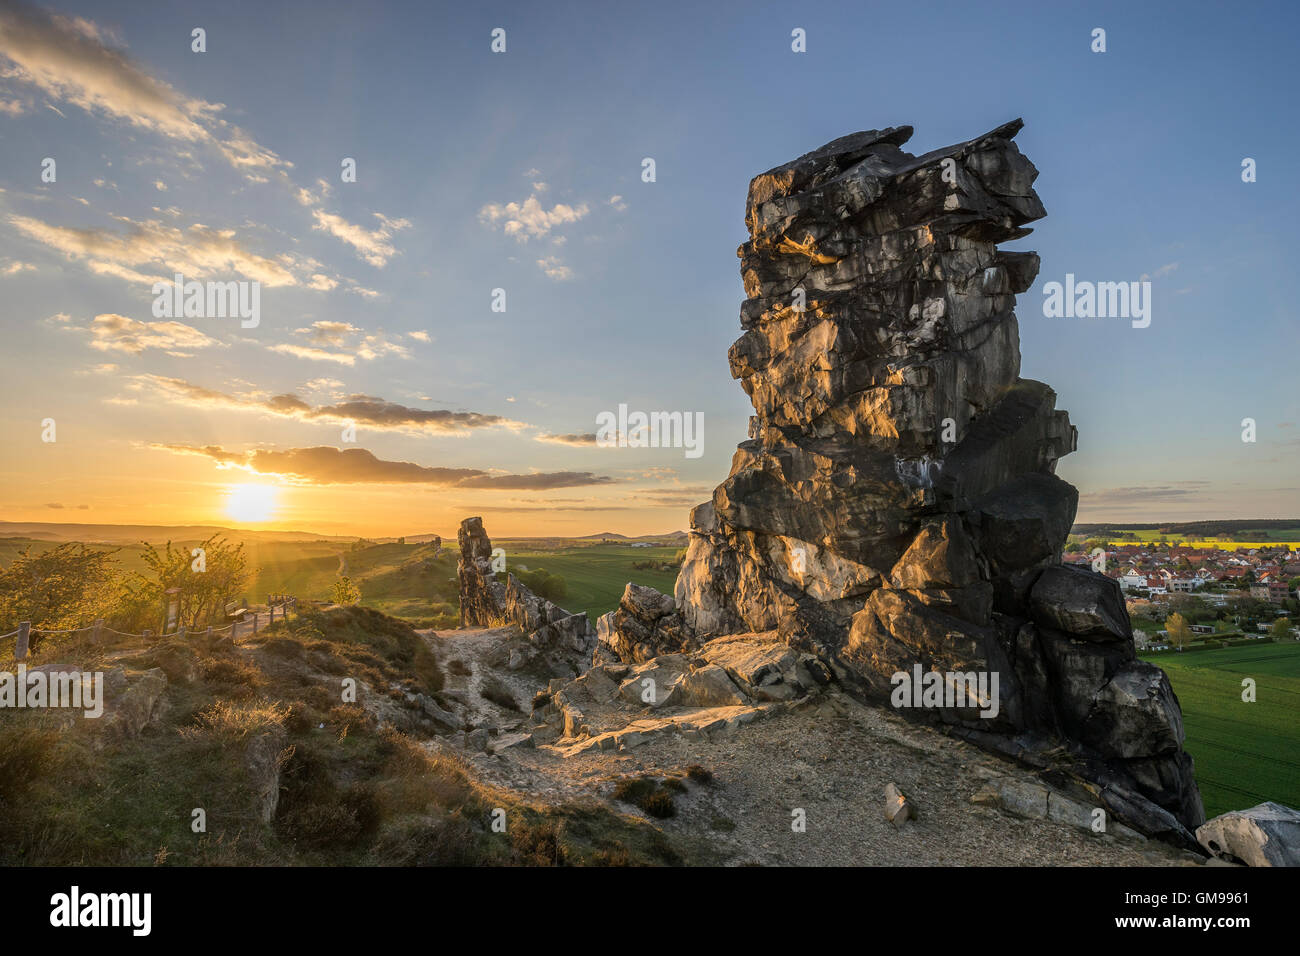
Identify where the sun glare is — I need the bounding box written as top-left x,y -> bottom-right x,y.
224,483 -> 279,523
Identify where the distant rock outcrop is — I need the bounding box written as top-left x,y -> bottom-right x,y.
458,517 -> 506,628
457,516 -> 595,673
658,120 -> 1204,843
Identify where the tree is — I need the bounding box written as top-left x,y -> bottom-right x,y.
1270,617 -> 1294,640
1166,612 -> 1193,651
130,535 -> 250,630
1064,541 -> 1082,554
0,543 -> 123,631
332,575 -> 362,606
1126,599 -> 1157,620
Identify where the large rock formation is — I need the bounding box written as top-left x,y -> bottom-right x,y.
457,517 -> 596,674
659,120 -> 1204,842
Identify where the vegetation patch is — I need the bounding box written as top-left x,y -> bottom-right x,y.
613,775 -> 681,818
0,605 -> 699,866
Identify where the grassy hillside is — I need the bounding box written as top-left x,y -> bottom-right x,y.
1142,641 -> 1300,818
0,606 -> 694,866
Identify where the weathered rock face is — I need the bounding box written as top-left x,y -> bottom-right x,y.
595,583 -> 697,664
458,516 -> 506,628
456,517 -> 595,671
670,120 -> 1204,842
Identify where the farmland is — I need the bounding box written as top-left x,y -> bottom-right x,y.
1143,641 -> 1300,818
0,533 -> 682,628
492,541 -> 681,617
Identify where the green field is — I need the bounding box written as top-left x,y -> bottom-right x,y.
1072,522 -> 1300,547
1142,642 -> 1300,818
493,542 -> 680,617
0,535 -> 681,627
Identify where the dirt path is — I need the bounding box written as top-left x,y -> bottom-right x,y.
419,628 -> 1201,867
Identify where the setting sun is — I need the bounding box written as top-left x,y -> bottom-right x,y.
224,483 -> 279,523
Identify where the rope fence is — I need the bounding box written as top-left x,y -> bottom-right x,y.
1,596 -> 299,661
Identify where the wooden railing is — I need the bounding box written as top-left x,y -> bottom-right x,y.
1,596 -> 300,661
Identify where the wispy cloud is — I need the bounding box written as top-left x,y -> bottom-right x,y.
535,432 -> 597,446
1139,262 -> 1180,281
153,443 -> 615,488
127,374 -> 524,435
267,321 -> 411,364
267,343 -> 356,365
89,313 -> 217,356
0,3 -> 287,179
1080,482 -> 1209,506
536,255 -> 573,280
8,213 -> 301,286
310,210 -> 409,268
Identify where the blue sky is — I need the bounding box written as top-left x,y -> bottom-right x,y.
0,0 -> 1296,535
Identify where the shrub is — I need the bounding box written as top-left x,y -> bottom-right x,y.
640,792 -> 676,818
612,777 -> 658,804
331,575 -> 362,606
0,717 -> 60,805
510,819 -> 567,866
479,673 -> 519,711
201,656 -> 265,696
612,776 -> 677,817
686,764 -> 713,784
182,701 -> 289,741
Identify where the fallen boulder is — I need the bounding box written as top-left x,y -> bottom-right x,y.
1196,803 -> 1300,867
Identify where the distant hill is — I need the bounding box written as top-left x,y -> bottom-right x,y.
0,522 -> 358,545
573,531 -> 688,542
1072,519 -> 1300,541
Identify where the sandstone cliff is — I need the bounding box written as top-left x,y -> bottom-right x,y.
604,120 -> 1204,844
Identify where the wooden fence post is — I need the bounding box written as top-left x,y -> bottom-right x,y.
205,626 -> 213,643
15,622 -> 30,661
178,625 -> 187,641
252,612 -> 258,636
93,618 -> 104,644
